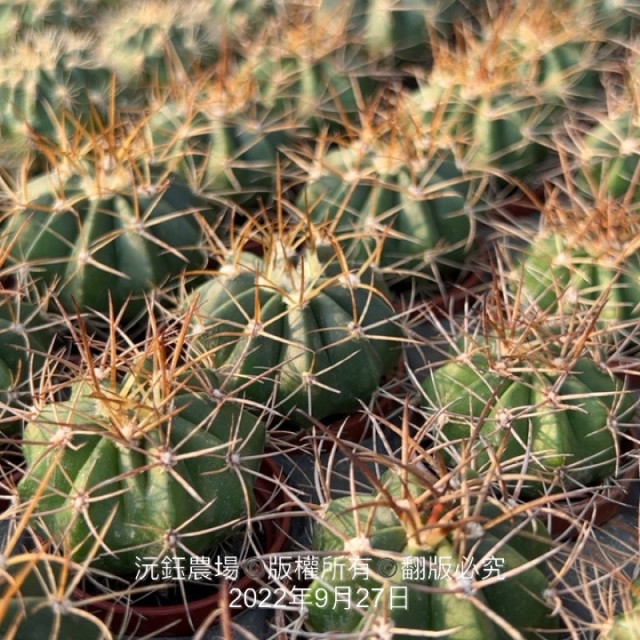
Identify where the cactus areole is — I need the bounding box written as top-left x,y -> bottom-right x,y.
306,469 -> 559,638
187,250 -> 402,428
18,380 -> 266,574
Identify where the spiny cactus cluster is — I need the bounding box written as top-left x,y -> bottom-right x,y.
1,1 -> 640,639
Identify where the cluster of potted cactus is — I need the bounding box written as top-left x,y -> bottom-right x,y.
1,1 -> 640,639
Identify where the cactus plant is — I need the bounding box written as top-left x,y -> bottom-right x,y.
3,118 -> 217,327
572,108 -> 640,201
0,3 -> 638,638
184,225 -> 403,429
485,3 -> 604,107
407,77 -> 549,187
0,288 -> 53,434
305,464 -> 560,637
17,323 -> 267,575
0,0 -> 100,50
0,30 -> 112,167
516,195 -> 640,345
404,5 -> 605,188
294,133 -> 480,289
243,15 -> 379,135
145,64 -> 286,208
420,280 -> 636,499
95,0 -> 222,91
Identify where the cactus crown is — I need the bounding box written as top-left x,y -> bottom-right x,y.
543,192 -> 640,256
11,111 -> 169,205
216,213 -> 373,306
34,306 -> 211,443
96,0 -> 221,86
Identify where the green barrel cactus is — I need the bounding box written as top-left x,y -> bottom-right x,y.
0,0 -> 102,49
421,334 -> 635,498
517,225 -> 640,336
483,7 -> 604,108
305,467 -> 559,638
408,77 -> 549,184
186,246 -> 402,428
296,139 -> 477,288
0,294 -> 52,434
406,9 -> 603,185
0,30 -> 112,165
244,20 -> 378,135
5,148 -> 215,325
17,366 -> 266,574
146,73 -> 286,208
95,0 -> 222,90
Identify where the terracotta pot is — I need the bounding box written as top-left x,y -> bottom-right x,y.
74,457 -> 291,637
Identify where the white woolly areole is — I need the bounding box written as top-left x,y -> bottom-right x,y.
343,535 -> 371,556
464,521 -> 485,539
339,272 -> 360,288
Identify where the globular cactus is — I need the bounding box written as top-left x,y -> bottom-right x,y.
95,0 -> 222,91
572,108 -> 640,201
0,0 -> 107,50
146,66 -> 286,209
0,291 -> 53,435
420,285 -> 636,499
242,16 -> 379,135
294,133 -> 479,289
487,3 -> 604,108
185,230 -> 402,429
408,76 -> 549,187
305,465 -> 560,638
405,5 -> 605,187
17,332 -> 267,575
4,120 -> 217,327
0,30 -> 112,166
